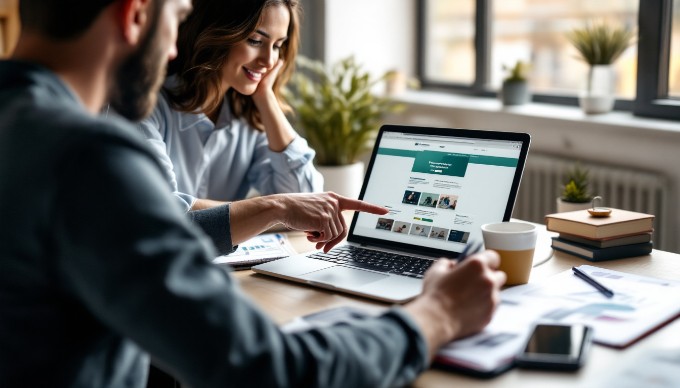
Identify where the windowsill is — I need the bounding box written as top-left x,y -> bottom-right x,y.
392,89 -> 680,137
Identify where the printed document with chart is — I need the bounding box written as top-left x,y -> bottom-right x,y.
213,233 -> 294,270
435,265 -> 680,375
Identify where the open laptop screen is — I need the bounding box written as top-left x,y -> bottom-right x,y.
348,125 -> 531,258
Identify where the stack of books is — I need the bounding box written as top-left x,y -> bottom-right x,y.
545,209 -> 654,261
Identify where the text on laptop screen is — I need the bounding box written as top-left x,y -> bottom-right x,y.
353,131 -> 525,254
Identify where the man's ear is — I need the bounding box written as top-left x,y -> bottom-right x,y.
119,0 -> 152,44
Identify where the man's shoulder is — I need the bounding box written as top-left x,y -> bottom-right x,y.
0,61 -> 145,147
1,94 -> 152,165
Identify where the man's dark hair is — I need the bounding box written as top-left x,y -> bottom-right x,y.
19,0 -> 117,39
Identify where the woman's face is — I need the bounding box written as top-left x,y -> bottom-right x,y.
221,5 -> 291,95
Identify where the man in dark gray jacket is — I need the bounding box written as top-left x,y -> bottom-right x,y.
0,0 -> 506,387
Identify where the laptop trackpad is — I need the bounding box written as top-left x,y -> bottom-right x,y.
303,266 -> 388,288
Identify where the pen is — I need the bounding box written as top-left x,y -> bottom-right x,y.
572,267 -> 614,298
457,241 -> 483,262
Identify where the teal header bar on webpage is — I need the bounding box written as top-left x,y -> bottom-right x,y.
377,148 -> 518,168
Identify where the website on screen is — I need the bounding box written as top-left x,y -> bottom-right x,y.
354,131 -> 523,253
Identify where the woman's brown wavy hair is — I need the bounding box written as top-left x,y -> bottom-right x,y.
165,0 -> 300,130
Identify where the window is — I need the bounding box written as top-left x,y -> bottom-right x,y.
421,0 -> 476,85
491,1 -> 637,98
417,0 -> 680,119
669,0 -> 680,97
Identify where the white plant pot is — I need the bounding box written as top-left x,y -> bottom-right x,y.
556,198 -> 591,213
579,94 -> 615,114
579,65 -> 615,114
317,162 -> 365,199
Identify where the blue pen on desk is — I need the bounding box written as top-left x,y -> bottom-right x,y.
572,266 -> 614,298
457,241 -> 483,262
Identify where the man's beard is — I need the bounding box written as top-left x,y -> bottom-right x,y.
109,13 -> 166,121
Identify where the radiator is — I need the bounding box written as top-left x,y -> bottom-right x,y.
513,153 -> 671,251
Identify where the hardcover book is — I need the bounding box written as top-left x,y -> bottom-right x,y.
558,231 -> 653,249
551,237 -> 653,261
545,209 -> 654,239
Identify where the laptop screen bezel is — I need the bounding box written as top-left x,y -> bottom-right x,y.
347,124 -> 531,259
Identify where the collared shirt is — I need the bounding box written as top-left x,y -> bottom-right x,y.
0,61 -> 428,388
138,77 -> 323,210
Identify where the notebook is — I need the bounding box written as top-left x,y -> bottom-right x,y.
253,125 -> 531,303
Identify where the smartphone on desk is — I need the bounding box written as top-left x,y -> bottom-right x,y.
515,323 -> 593,371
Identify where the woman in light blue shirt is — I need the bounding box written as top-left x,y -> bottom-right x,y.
139,0 -> 322,211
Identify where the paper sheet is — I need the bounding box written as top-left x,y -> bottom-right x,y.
502,265 -> 680,347
438,265 -> 680,372
599,348 -> 680,388
213,233 -> 295,269
280,265 -> 680,375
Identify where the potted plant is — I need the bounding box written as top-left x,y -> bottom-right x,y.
384,69 -> 421,96
384,69 -> 406,96
500,60 -> 531,106
566,22 -> 635,114
285,55 -> 403,198
556,163 -> 593,213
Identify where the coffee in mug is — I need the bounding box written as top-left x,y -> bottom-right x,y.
481,222 -> 537,285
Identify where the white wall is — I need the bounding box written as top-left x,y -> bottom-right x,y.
324,0 -> 416,78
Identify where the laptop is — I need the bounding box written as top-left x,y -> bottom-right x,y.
253,125 -> 531,303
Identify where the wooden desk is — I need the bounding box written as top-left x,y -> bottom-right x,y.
234,226 -> 680,387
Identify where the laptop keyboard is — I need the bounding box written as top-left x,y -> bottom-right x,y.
308,245 -> 434,279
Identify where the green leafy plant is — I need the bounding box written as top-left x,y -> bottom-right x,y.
566,23 -> 635,65
285,56 -> 404,166
561,164 -> 592,203
503,60 -> 530,83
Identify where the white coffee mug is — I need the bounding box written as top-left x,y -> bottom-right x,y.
481,222 -> 537,285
